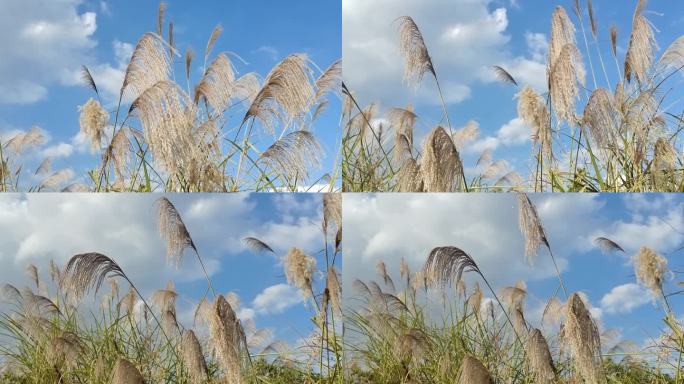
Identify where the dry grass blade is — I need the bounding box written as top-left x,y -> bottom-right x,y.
157,2 -> 166,36
588,0 -> 597,38
155,197 -> 197,266
423,246 -> 481,289
259,130 -> 322,181
242,237 -> 275,254
594,237 -> 625,254
185,48 -> 194,81
396,16 -> 435,87
456,355 -> 494,384
492,65 -> 518,86
610,25 -> 619,57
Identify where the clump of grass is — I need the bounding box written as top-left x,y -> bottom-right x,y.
0,194 -> 343,383
343,0 -> 684,192
0,3 -> 340,193
345,194 -> 682,383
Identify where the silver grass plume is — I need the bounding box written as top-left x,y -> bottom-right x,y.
583,88 -> 618,149
526,328 -> 556,383
243,54 -> 314,132
398,158 -> 424,192
549,43 -> 585,123
423,246 -> 481,289
155,197 -> 197,267
456,355 -> 494,384
451,120 -> 480,150
40,169 -> 74,190
121,33 -> 170,100
6,126 -> 46,154
111,357 -> 144,384
242,237 -> 275,254
561,293 -> 605,384
79,98 -> 108,151
625,0 -> 657,84
633,246 -> 668,303
195,53 -> 236,112
549,6 -> 576,66
129,80 -> 197,177
396,16 -> 435,87
110,127 -> 131,187
63,252 -> 127,301
283,247 -> 316,300
594,237 -> 625,254
208,295 -> 248,384
314,59 -> 342,101
34,158 -> 51,176
517,87 -> 551,156
327,267 -> 342,316
323,193 -> 342,237
259,130 -> 322,181
181,330 -> 209,383
421,126 -> 464,192
517,193 -> 550,265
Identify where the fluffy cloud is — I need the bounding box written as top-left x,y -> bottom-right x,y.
252,284 -> 304,314
0,0 -> 97,104
343,0 -> 546,107
467,117 -> 531,153
600,283 -> 651,314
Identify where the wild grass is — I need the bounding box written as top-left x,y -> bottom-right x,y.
344,193 -> 683,383
0,2 -> 341,192
0,194 -> 343,383
342,0 -> 684,192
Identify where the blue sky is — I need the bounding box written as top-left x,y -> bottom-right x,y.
343,193 -> 684,353
343,0 -> 684,180
0,193 -> 336,352
0,0 -> 341,189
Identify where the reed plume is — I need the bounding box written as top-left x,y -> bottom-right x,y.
111,358 -> 145,384
633,246 -> 668,304
561,293 -> 605,384
396,16 -> 435,87
79,98 -> 109,151
526,328 -> 556,383
283,247 -> 316,300
421,126 -> 464,192
155,197 -> 197,266
181,330 -> 209,383
456,355 -> 494,384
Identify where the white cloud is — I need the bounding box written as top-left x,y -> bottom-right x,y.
0,0 -> 97,104
41,142 -> 74,158
466,117 -> 531,154
343,0 -> 547,107
600,283 -> 651,314
252,284 -> 304,314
